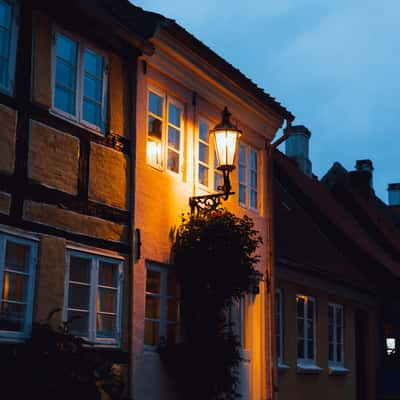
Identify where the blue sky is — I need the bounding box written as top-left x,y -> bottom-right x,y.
133,0 -> 400,202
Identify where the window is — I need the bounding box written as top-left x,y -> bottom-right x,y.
0,0 -> 18,95
144,263 -> 179,348
276,289 -> 283,363
147,89 -> 184,174
239,143 -> 259,210
53,31 -> 108,132
386,338 -> 396,356
328,303 -> 344,365
0,233 -> 37,340
296,295 -> 316,364
64,250 -> 123,345
197,118 -> 223,191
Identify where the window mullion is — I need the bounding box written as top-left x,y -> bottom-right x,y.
160,270 -> 167,340
333,305 -> 337,362
0,237 -> 6,309
90,257 -> 98,342
304,302 -> 308,360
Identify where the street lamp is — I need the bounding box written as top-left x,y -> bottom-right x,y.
190,107 -> 242,215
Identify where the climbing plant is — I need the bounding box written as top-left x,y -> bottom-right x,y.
170,208 -> 263,400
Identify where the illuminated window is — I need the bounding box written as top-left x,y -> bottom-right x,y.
0,0 -> 18,95
386,337 -> 396,356
197,118 -> 223,191
296,295 -> 316,364
144,263 -> 179,348
239,143 -> 259,210
328,303 -> 344,365
147,89 -> 184,174
63,250 -> 123,345
0,233 -> 37,341
276,289 -> 283,363
53,31 -> 108,132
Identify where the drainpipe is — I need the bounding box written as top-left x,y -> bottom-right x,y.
265,119 -> 292,400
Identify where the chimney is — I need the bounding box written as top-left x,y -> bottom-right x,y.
355,159 -> 374,189
388,183 -> 400,206
285,125 -> 312,177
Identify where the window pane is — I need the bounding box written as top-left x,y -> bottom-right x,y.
2,271 -> 27,302
149,92 -> 163,117
198,165 -> 208,186
0,58 -> 7,87
68,283 -> 90,310
147,138 -> 162,166
250,171 -> 257,188
167,150 -> 179,173
307,300 -> 314,318
337,326 -> 342,343
307,319 -> 313,339
146,270 -> 161,293
144,320 -> 159,346
56,34 -> 77,64
97,288 -> 117,314
337,344 -> 342,362
167,298 -> 179,322
56,59 -> 76,90
307,340 -> 314,359
5,242 -> 29,272
239,185 -> 246,205
297,339 -> 304,358
199,121 -> 209,142
97,314 -> 116,338
167,273 -> 178,297
239,144 -> 246,164
168,103 -> 181,127
328,324 -> 334,342
84,49 -> 103,78
145,295 -> 160,319
166,322 -> 178,344
328,305 -> 334,321
69,256 -> 91,283
329,343 -> 334,362
297,297 -> 304,317
84,75 -> 102,100
99,261 -> 118,287
336,307 -> 343,326
0,29 -> 10,57
148,116 -> 162,140
250,190 -> 257,209
239,165 -> 246,184
68,310 -> 89,337
168,126 -> 180,150
0,0 -> 12,29
250,150 -> 257,169
0,301 -> 25,332
199,142 -> 209,163
297,318 -> 304,338
55,86 -> 75,115
83,99 -> 101,126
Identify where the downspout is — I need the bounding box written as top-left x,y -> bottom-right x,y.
265,118 -> 292,400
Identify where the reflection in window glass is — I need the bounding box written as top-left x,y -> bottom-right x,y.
0,0 -> 14,92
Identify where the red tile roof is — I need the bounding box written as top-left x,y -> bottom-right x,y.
273,150 -> 400,281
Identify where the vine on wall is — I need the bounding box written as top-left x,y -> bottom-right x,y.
169,209 -> 263,400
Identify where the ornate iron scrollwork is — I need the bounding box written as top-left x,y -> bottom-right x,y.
189,192 -> 235,216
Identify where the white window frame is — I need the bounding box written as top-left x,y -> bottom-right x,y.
51,27 -> 109,134
144,262 -> 179,351
146,86 -> 184,176
0,0 -> 19,96
328,303 -> 344,367
276,289 -> 283,364
238,142 -> 260,212
63,249 -> 124,347
0,232 -> 38,341
196,116 -> 223,192
296,294 -> 316,366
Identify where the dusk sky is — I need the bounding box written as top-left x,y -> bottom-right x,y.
133,0 -> 400,202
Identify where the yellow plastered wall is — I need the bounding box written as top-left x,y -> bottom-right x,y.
275,278 -> 378,400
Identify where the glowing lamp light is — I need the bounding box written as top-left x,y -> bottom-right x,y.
211,107 -> 242,171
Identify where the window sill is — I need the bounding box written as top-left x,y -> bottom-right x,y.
297,362 -> 323,374
49,108 -> 105,137
328,365 -> 349,376
278,362 -> 290,373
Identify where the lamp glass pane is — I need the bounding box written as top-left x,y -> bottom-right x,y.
214,130 -> 238,167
